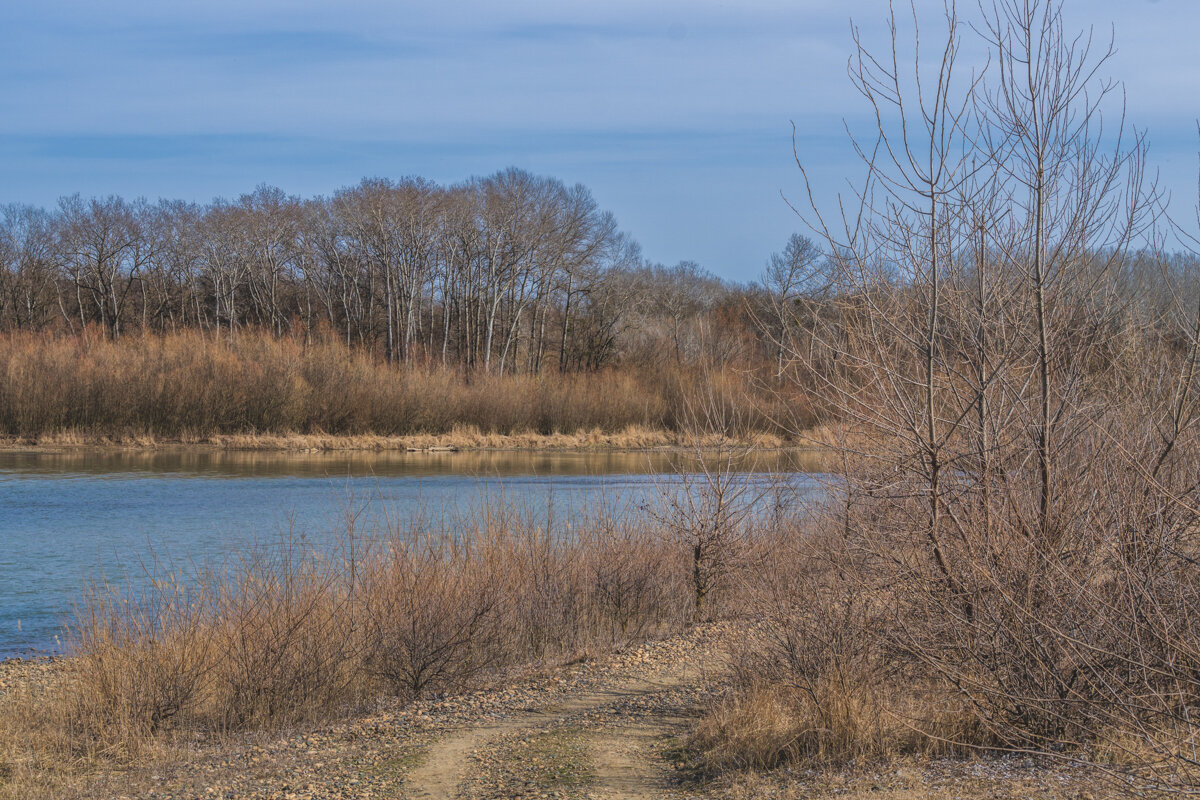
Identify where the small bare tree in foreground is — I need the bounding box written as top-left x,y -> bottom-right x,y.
651,370 -> 763,617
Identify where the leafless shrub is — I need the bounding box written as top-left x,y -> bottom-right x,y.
651,373 -> 766,618
58,578 -> 215,759
700,1 -> 1200,792
359,532 -> 502,700
202,539 -> 362,731
584,519 -> 683,642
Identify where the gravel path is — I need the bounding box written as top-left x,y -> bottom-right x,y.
61,626 -> 727,799
5,624 -> 1114,799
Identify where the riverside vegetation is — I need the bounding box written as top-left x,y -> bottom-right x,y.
0,499 -> 726,797
0,329 -> 802,446
8,0 -> 1200,798
0,139 -> 815,447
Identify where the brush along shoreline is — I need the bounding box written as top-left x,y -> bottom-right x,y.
0,626 -> 1110,800
0,427 -> 824,453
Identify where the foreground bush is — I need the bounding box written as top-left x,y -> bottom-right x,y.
688,0 -> 1200,794
693,521 -> 990,774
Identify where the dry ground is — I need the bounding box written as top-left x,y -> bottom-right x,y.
2,626 -> 1117,800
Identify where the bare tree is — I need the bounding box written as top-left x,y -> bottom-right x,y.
769,1 -> 1200,793
763,233 -> 824,377
0,205 -> 58,330
58,195 -> 149,340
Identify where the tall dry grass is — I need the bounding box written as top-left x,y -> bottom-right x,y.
0,501 -> 698,793
690,517 -> 987,775
0,329 -> 802,442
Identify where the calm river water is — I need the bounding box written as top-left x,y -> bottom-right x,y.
0,448 -> 826,656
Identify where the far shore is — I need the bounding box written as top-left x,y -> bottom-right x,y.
0,428 -> 828,454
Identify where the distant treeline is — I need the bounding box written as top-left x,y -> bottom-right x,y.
5,165 -> 1197,445
0,168 -> 794,375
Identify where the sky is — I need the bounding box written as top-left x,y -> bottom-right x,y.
0,0 -> 1196,281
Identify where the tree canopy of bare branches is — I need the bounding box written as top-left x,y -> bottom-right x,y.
773,0 -> 1200,792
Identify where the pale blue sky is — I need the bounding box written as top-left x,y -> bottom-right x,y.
0,1 -> 1194,279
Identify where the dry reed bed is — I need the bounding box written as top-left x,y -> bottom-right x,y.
0,330 -> 800,442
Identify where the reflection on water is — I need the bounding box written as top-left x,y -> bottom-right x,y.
0,447 -> 827,657
0,446 -> 827,479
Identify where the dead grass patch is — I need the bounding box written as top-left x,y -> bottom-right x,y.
0,506 -> 697,796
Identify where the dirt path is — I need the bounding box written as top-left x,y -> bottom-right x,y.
403,720 -> 515,799
404,677 -> 697,799
591,724 -> 677,800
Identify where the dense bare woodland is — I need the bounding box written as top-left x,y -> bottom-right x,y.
0,170 -> 761,373
0,170 -> 824,440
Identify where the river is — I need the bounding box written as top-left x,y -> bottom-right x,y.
0,447 -> 827,656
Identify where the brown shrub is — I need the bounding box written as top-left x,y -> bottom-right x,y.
691,516 -> 992,775
359,533 -> 503,699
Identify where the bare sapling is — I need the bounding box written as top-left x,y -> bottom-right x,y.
651,368 -> 764,618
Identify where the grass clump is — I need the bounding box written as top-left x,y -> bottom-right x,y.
483,727 -> 597,798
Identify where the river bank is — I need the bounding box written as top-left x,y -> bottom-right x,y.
0,625 -> 1113,800
0,427 -> 814,454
